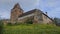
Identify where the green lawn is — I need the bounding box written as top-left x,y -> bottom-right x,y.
3,24 -> 60,34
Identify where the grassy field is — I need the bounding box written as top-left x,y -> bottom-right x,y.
3,24 -> 60,34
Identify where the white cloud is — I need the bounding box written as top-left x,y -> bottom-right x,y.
37,0 -> 60,18
0,9 -> 10,19
0,0 -> 60,18
0,0 -> 41,19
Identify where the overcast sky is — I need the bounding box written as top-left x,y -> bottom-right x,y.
0,0 -> 60,19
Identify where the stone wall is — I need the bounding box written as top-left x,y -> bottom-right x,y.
18,13 -> 35,24
33,10 -> 43,24
42,14 -> 53,24
10,3 -> 23,24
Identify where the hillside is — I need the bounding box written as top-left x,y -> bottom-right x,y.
3,24 -> 60,34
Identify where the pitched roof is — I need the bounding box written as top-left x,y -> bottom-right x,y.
19,9 -> 53,21
19,9 -> 38,17
42,12 -> 53,21
12,3 -> 23,10
13,3 -> 20,9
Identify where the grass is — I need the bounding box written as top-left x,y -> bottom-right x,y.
3,24 -> 60,34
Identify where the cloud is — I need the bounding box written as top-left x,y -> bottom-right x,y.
37,0 -> 60,18
38,0 -> 60,10
0,0 -> 41,18
0,0 -> 40,9
0,0 -> 60,18
46,0 -> 60,14
0,9 -> 10,19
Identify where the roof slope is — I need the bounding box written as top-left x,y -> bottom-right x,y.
18,9 -> 53,21
19,9 -> 39,17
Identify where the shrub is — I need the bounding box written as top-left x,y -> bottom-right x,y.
25,19 -> 33,24
0,20 -> 3,34
7,23 -> 12,26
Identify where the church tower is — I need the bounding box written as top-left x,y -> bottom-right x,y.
10,3 -> 23,23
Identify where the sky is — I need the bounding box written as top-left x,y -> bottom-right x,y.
0,0 -> 60,19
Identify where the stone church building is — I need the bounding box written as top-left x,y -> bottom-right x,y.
10,3 -> 53,24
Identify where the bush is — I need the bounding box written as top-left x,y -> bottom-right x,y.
7,23 -> 12,26
26,19 -> 33,24
0,20 -> 3,34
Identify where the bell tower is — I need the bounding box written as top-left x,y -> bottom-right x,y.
10,3 -> 23,23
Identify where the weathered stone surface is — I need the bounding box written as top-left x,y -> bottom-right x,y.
10,3 -> 23,23
10,3 -> 53,24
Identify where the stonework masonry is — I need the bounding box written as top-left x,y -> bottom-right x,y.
10,3 -> 53,24
10,3 -> 23,24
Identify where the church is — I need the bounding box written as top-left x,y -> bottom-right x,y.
10,3 -> 53,24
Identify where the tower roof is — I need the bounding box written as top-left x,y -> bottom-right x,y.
13,3 -> 21,9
